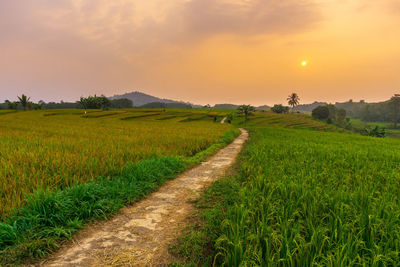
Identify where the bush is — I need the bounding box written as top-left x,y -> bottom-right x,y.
226,113 -> 234,124
78,95 -> 111,110
312,106 -> 330,120
365,126 -> 386,138
271,104 -> 289,114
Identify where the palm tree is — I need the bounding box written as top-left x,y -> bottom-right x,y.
287,93 -> 300,110
17,94 -> 31,110
237,105 -> 256,125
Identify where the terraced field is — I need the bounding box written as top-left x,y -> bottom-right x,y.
239,112 -> 342,131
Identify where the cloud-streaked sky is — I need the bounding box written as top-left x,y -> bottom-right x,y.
0,0 -> 399,105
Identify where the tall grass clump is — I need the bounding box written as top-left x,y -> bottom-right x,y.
177,125 -> 400,266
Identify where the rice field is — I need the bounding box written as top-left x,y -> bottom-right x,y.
238,112 -> 342,131
0,109 -> 232,218
176,112 -> 400,266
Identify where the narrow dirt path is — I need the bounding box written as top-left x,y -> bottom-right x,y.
41,129 -> 248,267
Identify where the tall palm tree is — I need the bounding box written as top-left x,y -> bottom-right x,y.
17,94 -> 30,110
287,93 -> 300,110
237,105 -> 256,125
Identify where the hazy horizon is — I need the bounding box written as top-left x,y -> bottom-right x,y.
0,89 -> 392,107
1,0 -> 399,106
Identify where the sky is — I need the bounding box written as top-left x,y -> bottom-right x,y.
0,0 -> 399,106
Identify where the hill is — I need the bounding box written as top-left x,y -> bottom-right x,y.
256,105 -> 271,110
213,104 -> 239,109
293,101 -> 327,112
109,91 -> 188,107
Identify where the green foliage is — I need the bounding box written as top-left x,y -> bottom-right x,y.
333,97 -> 399,126
337,107 -> 346,123
5,100 -> 18,110
0,157 -> 185,264
365,126 -> 386,138
271,104 -> 289,114
388,95 -> 400,128
178,123 -> 400,266
171,176 -> 242,266
237,105 -> 256,124
226,113 -> 234,123
32,103 -> 44,110
312,105 -> 330,120
312,105 -> 347,125
78,95 -> 111,110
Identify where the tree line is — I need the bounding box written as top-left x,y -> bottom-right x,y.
1,95 -> 133,110
315,95 -> 400,128
335,95 -> 400,128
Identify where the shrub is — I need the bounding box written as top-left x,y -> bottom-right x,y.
271,104 -> 289,114
312,106 -> 330,120
226,113 -> 233,123
365,126 -> 386,138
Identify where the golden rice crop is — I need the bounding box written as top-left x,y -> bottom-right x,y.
0,109 -> 232,218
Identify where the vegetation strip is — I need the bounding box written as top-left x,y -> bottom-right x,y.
0,129 -> 239,265
120,113 -> 161,120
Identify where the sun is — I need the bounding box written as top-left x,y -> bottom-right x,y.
301,60 -> 308,67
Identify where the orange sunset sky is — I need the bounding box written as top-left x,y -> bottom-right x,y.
0,0 -> 399,106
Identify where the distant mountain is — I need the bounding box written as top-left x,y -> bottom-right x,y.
213,104 -> 271,110
293,101 -> 327,112
109,91 -> 185,107
213,104 -> 239,109
257,105 -> 271,110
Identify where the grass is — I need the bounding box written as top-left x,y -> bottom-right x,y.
0,109 -> 239,265
350,118 -> 400,139
0,109 -> 232,218
236,112 -> 342,132
0,157 -> 184,264
174,112 -> 400,266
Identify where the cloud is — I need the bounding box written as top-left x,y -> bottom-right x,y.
180,0 -> 322,37
0,0 -> 323,57
0,0 -> 324,102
